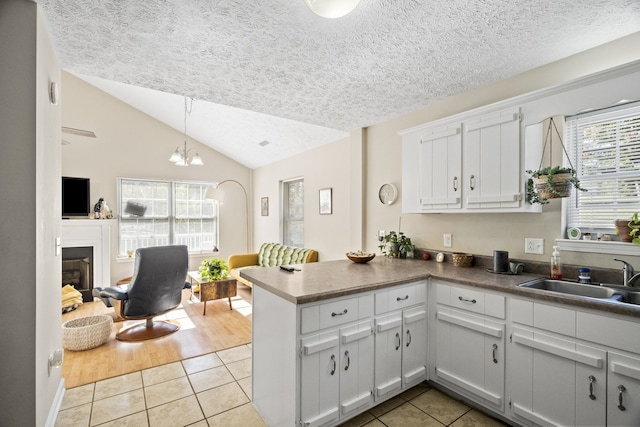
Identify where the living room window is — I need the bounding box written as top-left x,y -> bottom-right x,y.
118,178 -> 217,255
566,101 -> 640,234
283,178 -> 304,247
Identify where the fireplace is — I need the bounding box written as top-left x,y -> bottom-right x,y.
62,246 -> 94,302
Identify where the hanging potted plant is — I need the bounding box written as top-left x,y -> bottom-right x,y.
526,117 -> 587,205
526,166 -> 586,204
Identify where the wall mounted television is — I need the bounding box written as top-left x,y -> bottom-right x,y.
62,177 -> 90,218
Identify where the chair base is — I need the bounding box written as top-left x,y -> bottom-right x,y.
116,319 -> 180,342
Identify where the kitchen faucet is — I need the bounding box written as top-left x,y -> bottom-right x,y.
613,258 -> 640,287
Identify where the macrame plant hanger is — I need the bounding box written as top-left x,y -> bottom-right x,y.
537,117 -> 575,173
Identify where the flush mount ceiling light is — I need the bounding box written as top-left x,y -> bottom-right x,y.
169,96 -> 204,166
304,0 -> 361,18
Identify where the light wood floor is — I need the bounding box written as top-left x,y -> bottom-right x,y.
61,285 -> 253,388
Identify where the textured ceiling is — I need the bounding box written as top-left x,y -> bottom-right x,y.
38,0 -> 640,168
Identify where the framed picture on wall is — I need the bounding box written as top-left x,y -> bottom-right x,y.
319,188 -> 332,215
261,197 -> 269,216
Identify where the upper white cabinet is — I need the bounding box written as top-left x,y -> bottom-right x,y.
463,107 -> 521,209
401,105 -> 539,213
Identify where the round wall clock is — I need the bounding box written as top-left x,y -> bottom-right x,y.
378,183 -> 398,205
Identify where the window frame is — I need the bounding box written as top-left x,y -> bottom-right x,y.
282,177 -> 304,248
565,101 -> 640,235
117,177 -> 218,256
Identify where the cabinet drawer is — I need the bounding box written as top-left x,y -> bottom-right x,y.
375,281 -> 426,314
437,283 -> 505,319
301,295 -> 371,334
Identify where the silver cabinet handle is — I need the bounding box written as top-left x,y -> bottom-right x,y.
470,174 -> 475,191
396,295 -> 409,302
492,344 -> 498,364
453,176 -> 458,191
331,309 -> 348,317
458,296 -> 477,304
618,385 -> 626,411
344,350 -> 350,371
395,332 -> 401,351
406,329 -> 411,347
588,375 -> 596,400
330,355 -> 336,376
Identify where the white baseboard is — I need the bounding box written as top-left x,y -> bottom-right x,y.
45,378 -> 66,427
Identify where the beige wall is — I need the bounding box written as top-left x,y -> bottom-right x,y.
363,33 -> 640,270
254,32 -> 640,272
252,134 -> 353,261
61,73 -> 252,282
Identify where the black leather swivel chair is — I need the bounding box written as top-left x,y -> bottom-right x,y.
95,245 -> 189,341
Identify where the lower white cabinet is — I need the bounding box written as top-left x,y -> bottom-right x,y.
508,299 -> 640,426
300,320 -> 374,427
374,282 -> 428,400
607,351 -> 640,426
433,280 -> 506,412
509,325 -> 607,426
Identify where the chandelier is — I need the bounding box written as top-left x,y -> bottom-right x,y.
169,96 -> 204,166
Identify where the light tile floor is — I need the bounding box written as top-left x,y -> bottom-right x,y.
55,344 -> 508,427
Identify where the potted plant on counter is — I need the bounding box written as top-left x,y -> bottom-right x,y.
379,231 -> 415,258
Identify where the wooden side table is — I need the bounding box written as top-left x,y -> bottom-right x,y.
188,271 -> 237,315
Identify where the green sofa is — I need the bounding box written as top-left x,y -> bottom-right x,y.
228,242 -> 318,287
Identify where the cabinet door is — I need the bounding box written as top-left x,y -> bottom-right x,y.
607,351 -> 640,426
374,312 -> 403,400
435,307 -> 504,411
300,331 -> 340,427
339,321 -> 374,418
419,123 -> 462,211
402,306 -> 427,387
464,107 -> 521,209
509,326 -> 606,427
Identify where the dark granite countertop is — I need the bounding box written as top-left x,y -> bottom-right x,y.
241,257 -> 640,318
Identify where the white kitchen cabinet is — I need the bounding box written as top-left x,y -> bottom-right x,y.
374,281 -> 427,400
433,281 -> 506,413
418,122 -> 463,211
509,325 -> 607,426
463,107 -> 521,209
300,320 -> 374,427
607,351 -> 640,426
400,106 -> 528,213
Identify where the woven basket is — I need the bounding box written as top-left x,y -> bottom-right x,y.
62,315 -> 113,351
452,253 -> 473,267
534,173 -> 572,200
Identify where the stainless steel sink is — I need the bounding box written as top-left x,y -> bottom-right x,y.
519,279 -> 620,299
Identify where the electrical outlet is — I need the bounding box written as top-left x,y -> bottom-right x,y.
378,230 -> 385,242
525,238 -> 544,254
443,233 -> 452,248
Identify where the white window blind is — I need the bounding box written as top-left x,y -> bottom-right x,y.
118,178 -> 217,254
566,101 -> 640,231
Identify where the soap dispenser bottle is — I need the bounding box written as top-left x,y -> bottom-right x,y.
550,246 -> 562,280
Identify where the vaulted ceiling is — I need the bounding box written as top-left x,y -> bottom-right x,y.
38,0 -> 640,168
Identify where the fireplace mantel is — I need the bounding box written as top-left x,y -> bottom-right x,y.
61,219 -> 113,288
